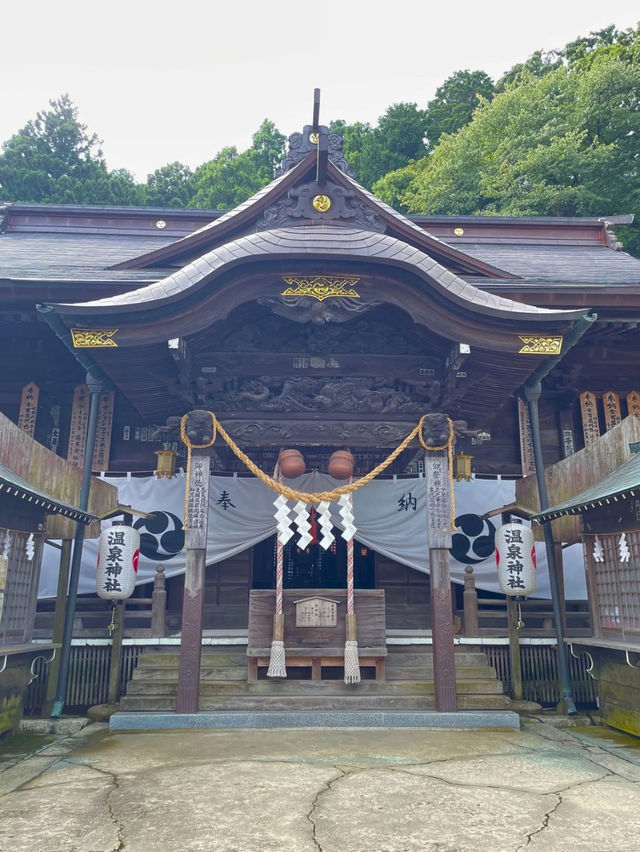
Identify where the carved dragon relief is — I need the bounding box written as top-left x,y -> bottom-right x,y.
257,295 -> 382,325
197,375 -> 444,415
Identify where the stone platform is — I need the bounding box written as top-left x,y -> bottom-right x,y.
109,709 -> 520,731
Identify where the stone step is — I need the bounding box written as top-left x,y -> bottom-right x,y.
110,709 -> 520,731
119,692 -> 512,713
124,678 -> 504,697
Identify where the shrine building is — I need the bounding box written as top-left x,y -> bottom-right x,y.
2,105 -> 640,726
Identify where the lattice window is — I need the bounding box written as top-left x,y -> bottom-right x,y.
587,532 -> 640,639
0,528 -> 43,644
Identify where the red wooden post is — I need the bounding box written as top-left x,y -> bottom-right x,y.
424,449 -> 457,711
176,449 -> 210,713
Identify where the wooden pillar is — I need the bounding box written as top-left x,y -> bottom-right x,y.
107,602 -> 124,705
176,449 -> 210,713
44,538 -> 73,714
151,566 -> 167,638
425,449 -> 457,711
507,596 -> 523,701
463,565 -> 479,637
555,542 -> 567,633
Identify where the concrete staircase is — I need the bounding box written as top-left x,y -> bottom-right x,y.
119,644 -> 511,712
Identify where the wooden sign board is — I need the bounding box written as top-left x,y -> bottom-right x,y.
517,399 -> 536,475
580,391 -> 601,447
627,391 -> 640,418
295,597 -> 339,628
185,454 -> 210,548
18,382 -> 39,437
67,384 -> 90,468
424,453 -> 452,548
603,392 -> 621,431
92,391 -> 114,472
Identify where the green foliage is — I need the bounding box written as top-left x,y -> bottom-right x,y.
563,24 -> 640,68
331,104 -> 427,190
189,119 -> 285,209
0,95 -> 140,205
142,162 -> 195,208
329,119 -> 373,182
392,52 -> 640,254
495,50 -> 563,92
424,70 -> 495,147
372,160 -> 422,212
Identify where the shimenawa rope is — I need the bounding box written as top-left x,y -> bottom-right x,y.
181,412 -> 456,529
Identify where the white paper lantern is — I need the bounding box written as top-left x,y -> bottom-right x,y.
96,524 -> 139,600
495,523 -> 536,596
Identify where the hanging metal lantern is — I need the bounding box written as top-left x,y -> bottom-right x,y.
453,453 -> 473,482
495,523 -> 536,596
96,524 -> 139,600
155,448 -> 177,479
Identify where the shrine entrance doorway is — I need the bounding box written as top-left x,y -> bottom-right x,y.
252,532 -> 375,591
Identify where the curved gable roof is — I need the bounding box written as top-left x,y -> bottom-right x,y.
53,225 -> 585,351
111,156 -> 516,281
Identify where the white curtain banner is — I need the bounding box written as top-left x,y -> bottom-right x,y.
38,472 -> 587,599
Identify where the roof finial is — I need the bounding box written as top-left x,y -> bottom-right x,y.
312,88 -> 321,131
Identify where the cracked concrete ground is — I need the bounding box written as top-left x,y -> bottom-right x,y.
0,720 -> 639,851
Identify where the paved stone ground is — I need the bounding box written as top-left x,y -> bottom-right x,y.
0,719 -> 639,851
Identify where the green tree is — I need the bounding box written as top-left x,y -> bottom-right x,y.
189,119 -> 285,210
384,56 -> 640,254
0,94 -> 140,204
329,119 -> 373,181
563,24 -> 638,68
424,70 -> 495,147
358,103 -> 427,189
143,162 -> 195,207
495,50 -> 563,92
331,104 -> 427,190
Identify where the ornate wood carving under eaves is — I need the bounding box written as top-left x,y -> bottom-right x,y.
200,375 -> 443,415
276,125 -> 356,178
258,295 -> 382,325
256,180 -> 385,233
217,315 -> 425,356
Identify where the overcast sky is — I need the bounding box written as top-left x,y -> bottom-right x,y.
3,1 -> 639,181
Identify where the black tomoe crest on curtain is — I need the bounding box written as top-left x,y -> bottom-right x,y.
449,513 -> 496,565
134,511 -> 185,561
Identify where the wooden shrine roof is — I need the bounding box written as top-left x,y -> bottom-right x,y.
2,202 -> 640,293
51,224 -> 584,331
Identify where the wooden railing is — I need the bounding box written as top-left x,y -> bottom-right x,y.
35,566 -> 167,639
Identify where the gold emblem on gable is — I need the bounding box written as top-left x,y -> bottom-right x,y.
518,336 -> 563,355
281,275 -> 361,302
71,329 -> 119,348
312,194 -> 331,212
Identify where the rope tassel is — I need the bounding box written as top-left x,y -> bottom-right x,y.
267,474 -> 287,678
344,615 -> 361,685
267,613 -> 287,678
343,491 -> 360,684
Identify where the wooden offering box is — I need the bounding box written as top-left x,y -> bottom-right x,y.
247,589 -> 386,681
